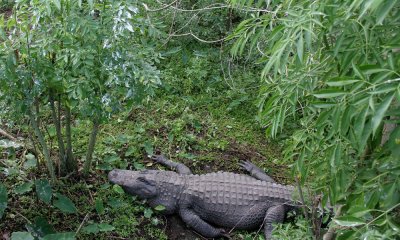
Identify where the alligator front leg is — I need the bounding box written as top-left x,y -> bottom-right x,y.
151,154 -> 192,174
239,161 -> 276,183
179,207 -> 225,238
263,205 -> 285,240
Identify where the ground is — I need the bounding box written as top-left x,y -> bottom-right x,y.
0,93 -> 302,240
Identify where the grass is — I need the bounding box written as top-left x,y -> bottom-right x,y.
0,48 -> 308,239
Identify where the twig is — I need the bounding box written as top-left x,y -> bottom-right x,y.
0,128 -> 17,141
13,210 -> 32,224
75,213 -> 90,235
295,176 -> 310,220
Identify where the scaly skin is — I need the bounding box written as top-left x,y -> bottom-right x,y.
108,156 -> 297,239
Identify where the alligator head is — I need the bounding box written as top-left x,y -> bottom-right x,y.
108,169 -> 158,199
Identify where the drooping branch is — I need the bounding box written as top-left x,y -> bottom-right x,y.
0,128 -> 17,141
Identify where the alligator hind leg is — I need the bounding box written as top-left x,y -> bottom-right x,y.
179,207 -> 225,238
263,205 -> 285,240
151,154 -> 192,174
239,161 -> 275,182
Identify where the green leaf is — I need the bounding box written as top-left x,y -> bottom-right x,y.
52,0 -> 61,10
112,185 -> 124,194
82,224 -> 100,234
23,157 -> 37,169
371,93 -> 395,135
14,181 -> 34,195
334,216 -> 366,227
376,0 -> 397,24
104,155 -> 120,163
154,205 -> 166,211
95,198 -> 104,215
326,77 -> 360,87
53,194 -> 77,214
98,223 -> 115,232
297,31 -> 304,63
11,232 -> 34,240
42,232 -> 75,240
313,89 -> 348,98
0,183 -> 7,219
143,141 -> 154,156
144,208 -> 153,218
311,101 -> 336,108
387,216 -> 400,232
347,205 -> 371,217
35,179 -> 52,204
82,223 -> 114,234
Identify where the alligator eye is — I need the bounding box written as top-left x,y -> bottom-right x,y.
138,177 -> 147,183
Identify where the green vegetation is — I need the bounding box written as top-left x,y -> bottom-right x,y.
1,0 -> 399,239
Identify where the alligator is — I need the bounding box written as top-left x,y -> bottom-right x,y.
108,155 -> 298,239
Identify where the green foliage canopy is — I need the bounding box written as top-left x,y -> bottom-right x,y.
229,0 -> 400,239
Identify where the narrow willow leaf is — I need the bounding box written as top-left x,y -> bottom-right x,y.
313,89 -> 347,98
297,31 -> 304,63
354,106 -> 369,145
376,0 -> 397,24
0,183 -> 7,219
42,232 -> 75,240
35,179 -> 52,204
333,34 -> 344,57
53,194 -> 77,214
352,62 -> 364,80
52,0 -> 61,10
371,93 -> 395,135
326,77 -> 360,87
334,216 -> 366,227
11,232 -> 34,240
360,65 -> 389,75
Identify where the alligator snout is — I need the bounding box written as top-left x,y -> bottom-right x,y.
108,169 -> 120,184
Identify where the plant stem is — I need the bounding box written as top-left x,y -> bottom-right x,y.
29,110 -> 55,180
83,118 -> 100,175
50,90 -> 66,174
65,104 -> 76,172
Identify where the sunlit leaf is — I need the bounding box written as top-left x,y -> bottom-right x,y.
376,0 -> 397,24
11,232 -> 34,240
53,194 -> 77,214
326,77 -> 360,87
313,89 -> 348,98
371,93 -> 395,135
334,216 -> 366,227
144,208 -> 153,218
14,181 -> 34,195
35,179 -> 52,204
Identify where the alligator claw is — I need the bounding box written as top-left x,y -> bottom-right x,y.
219,229 -> 231,239
151,154 -> 166,163
239,160 -> 255,172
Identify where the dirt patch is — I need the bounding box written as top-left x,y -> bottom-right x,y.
164,215 -> 204,240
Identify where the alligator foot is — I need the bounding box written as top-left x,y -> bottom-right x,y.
151,154 -> 192,175
239,161 -> 276,183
